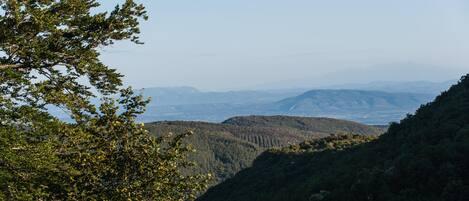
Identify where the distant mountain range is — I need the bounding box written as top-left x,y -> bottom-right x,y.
266,89 -> 434,124
250,62 -> 463,90
49,80 -> 452,125
274,90 -> 431,112
324,80 -> 456,94
142,87 -> 305,106
139,81 -> 450,124
145,115 -> 384,185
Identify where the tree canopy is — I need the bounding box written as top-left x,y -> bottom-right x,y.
198,75 -> 469,201
0,1 -> 209,200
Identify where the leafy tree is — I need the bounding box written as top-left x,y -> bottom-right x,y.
0,0 -> 209,200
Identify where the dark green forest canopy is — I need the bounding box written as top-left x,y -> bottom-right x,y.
198,74 -> 469,201
145,116 -> 384,185
223,115 -> 386,135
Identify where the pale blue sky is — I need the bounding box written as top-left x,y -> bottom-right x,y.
100,0 -> 469,90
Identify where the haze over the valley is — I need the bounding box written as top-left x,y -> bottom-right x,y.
99,0 -> 469,91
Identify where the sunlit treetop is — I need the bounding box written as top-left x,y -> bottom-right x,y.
0,0 -> 147,119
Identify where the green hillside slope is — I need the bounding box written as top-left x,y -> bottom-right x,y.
223,115 -> 386,135
145,116 -> 383,184
198,75 -> 469,201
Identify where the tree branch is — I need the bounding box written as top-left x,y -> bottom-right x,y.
0,64 -> 22,70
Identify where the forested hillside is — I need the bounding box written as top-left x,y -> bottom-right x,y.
199,75 -> 469,201
145,116 -> 384,184
223,115 -> 386,135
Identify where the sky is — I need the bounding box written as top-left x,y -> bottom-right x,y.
99,0 -> 469,91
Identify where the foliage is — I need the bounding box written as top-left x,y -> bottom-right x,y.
199,74 -> 469,201
145,116 -> 383,185
1,1 -> 208,200
223,115 -> 386,135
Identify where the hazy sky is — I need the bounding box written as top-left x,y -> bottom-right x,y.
100,0 -> 469,90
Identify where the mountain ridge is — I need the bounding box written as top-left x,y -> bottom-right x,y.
198,74 -> 469,201
140,89 -> 434,124
145,115 -> 384,185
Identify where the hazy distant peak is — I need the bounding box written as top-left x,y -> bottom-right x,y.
142,86 -> 200,93
322,79 -> 457,94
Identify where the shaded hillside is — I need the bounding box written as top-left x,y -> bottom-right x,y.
198,75 -> 469,201
145,116 -> 383,184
